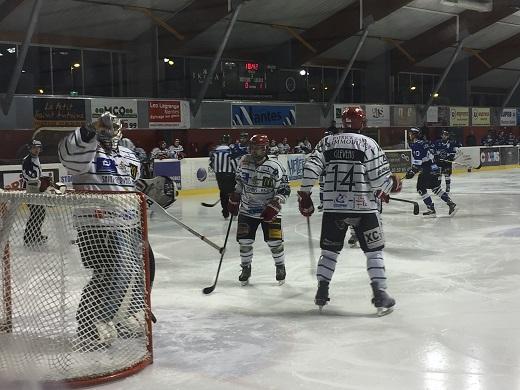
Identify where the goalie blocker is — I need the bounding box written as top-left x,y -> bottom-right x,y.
135,176 -> 178,209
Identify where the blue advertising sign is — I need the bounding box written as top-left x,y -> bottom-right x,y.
153,159 -> 182,188
286,154 -> 305,181
232,104 -> 296,126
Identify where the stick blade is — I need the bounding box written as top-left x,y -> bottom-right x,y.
202,285 -> 215,295
413,203 -> 419,215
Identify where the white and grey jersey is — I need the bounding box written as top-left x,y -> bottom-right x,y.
58,127 -> 141,192
22,154 -> 42,193
235,155 -> 290,219
301,133 -> 392,213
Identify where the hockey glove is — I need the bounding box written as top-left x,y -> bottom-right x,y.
39,176 -> 52,192
228,192 -> 241,216
390,173 -> 402,193
261,196 -> 282,222
375,190 -> 390,203
297,191 -> 314,217
405,168 -> 416,179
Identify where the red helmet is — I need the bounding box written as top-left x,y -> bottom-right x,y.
250,134 -> 269,161
342,106 -> 366,131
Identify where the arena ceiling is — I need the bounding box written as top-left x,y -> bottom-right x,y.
1,0 -> 520,89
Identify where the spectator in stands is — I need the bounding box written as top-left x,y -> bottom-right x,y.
299,137 -> 312,154
496,129 -> 507,145
506,132 -> 518,146
268,139 -> 279,156
277,137 -> 291,154
169,138 -> 186,159
465,130 -> 477,146
481,131 -> 495,146
151,140 -> 171,160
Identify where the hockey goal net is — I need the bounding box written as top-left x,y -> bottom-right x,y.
0,190 -> 153,387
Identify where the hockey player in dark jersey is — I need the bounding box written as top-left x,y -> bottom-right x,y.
434,130 -> 460,193
230,131 -> 249,160
228,134 -> 291,286
406,127 -> 457,216
298,107 -> 399,315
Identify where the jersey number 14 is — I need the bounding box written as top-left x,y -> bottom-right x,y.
331,165 -> 355,191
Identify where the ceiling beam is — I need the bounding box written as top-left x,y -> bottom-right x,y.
469,33 -> 520,80
0,30 -> 127,51
391,1 -> 518,74
0,0 -> 25,23
289,0 -> 414,66
158,0 -> 230,55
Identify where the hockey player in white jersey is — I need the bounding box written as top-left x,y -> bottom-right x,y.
59,112 -> 157,350
297,106 -> 399,315
228,134 -> 291,286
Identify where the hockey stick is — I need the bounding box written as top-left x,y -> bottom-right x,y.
307,217 -> 316,276
440,159 -> 482,171
144,195 -> 224,254
202,215 -> 234,295
389,197 -> 420,215
201,199 -> 220,207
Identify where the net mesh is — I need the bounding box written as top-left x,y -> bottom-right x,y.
0,191 -> 152,385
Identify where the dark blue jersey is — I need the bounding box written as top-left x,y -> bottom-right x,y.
434,139 -> 460,162
410,139 -> 434,168
230,142 -> 248,159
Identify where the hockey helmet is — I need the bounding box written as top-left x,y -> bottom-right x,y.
341,106 -> 366,131
250,134 -> 269,161
28,139 -> 42,149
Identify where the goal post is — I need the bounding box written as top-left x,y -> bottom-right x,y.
0,190 -> 153,387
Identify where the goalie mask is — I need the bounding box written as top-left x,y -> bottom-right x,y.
96,111 -> 122,151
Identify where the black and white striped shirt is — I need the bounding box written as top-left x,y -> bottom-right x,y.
210,145 -> 237,173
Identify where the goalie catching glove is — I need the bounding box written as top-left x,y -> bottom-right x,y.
136,176 -> 178,209
297,191 -> 314,217
261,196 -> 283,222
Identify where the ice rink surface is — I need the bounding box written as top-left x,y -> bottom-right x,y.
103,168 -> 520,390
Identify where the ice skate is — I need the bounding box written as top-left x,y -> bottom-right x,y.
347,231 -> 358,248
239,264 -> 251,286
314,281 -> 330,312
74,321 -> 117,352
370,282 -> 395,316
275,264 -> 286,285
422,205 -> 436,217
447,201 -> 457,217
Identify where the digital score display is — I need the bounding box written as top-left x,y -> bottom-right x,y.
223,61 -> 276,98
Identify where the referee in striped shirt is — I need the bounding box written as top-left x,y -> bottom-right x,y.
210,134 -> 237,219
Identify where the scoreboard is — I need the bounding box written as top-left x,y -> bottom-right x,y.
223,61 -> 276,98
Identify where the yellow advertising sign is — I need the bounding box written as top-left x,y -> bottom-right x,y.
449,107 -> 469,126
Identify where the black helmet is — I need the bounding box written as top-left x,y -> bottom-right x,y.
28,139 -> 42,148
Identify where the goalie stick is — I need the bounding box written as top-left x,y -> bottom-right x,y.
201,199 -> 220,207
389,196 -> 420,215
202,215 -> 234,295
144,195 -> 224,254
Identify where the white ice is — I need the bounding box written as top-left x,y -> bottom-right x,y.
101,169 -> 520,390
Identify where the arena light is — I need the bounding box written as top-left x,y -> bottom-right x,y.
163,57 -> 169,63
168,60 -> 174,66
299,69 -> 307,76
73,63 -> 80,68
38,89 -> 44,94
433,93 -> 439,98
410,86 -> 416,91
